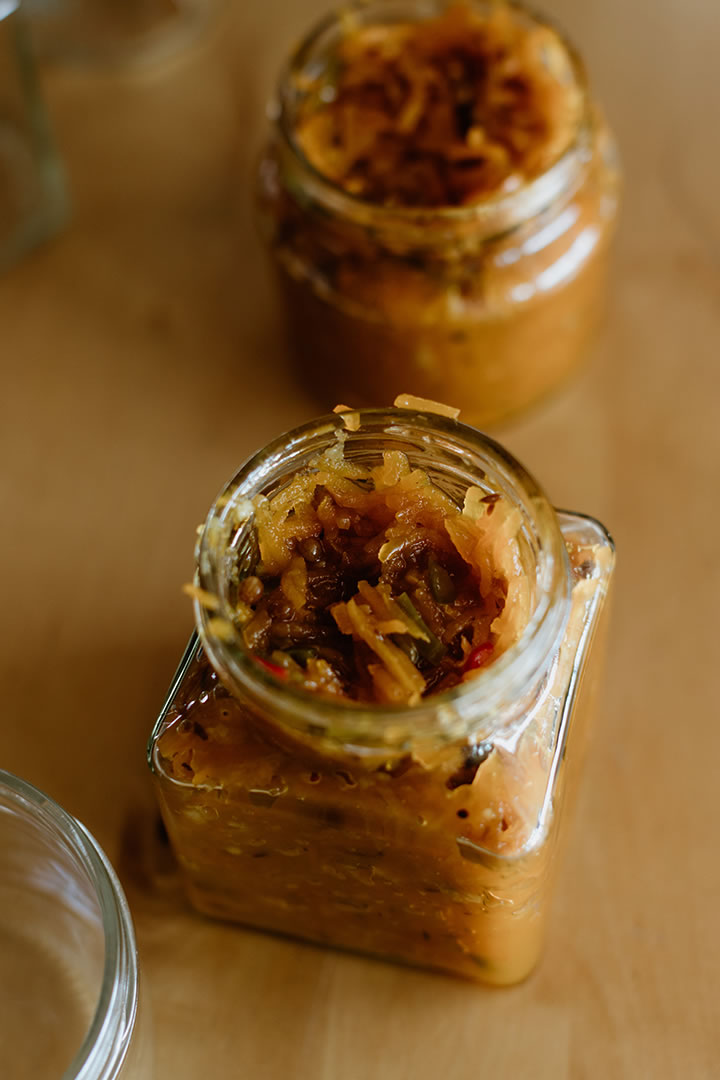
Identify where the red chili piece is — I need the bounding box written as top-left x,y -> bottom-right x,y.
463,642 -> 494,672
254,657 -> 288,679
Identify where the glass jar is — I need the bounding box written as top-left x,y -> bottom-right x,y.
255,0 -> 620,428
22,0 -> 224,69
148,408 -> 614,985
0,769 -> 152,1079
0,4 -> 67,273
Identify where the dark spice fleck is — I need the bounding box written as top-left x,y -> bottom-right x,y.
457,808 -> 469,819
454,99 -> 475,138
446,741 -> 493,790
481,492 -> 502,516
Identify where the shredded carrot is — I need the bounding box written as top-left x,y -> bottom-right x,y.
393,393 -> 461,419
182,583 -> 220,611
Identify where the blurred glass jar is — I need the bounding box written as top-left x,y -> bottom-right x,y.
256,0 -> 620,427
149,408 -> 615,985
0,3 -> 67,273
22,0 -> 224,68
0,770 -> 152,1080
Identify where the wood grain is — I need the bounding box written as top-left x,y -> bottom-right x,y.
2,2 -> 718,1076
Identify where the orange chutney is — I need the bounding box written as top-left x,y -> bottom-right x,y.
256,1 -> 620,426
149,408 -> 614,984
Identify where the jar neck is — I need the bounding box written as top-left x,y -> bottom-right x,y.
195,409 -> 572,754
270,0 -> 593,252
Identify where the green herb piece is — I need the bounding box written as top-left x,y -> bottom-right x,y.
396,593 -> 445,665
286,646 -> 318,666
428,557 -> 456,604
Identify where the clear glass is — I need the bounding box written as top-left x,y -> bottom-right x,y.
0,770 -> 152,1079
149,409 -> 614,985
22,0 -> 225,68
256,0 -> 621,427
0,4 -> 67,273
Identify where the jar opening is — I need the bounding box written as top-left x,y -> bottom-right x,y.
195,409 -> 571,750
273,0 -> 592,243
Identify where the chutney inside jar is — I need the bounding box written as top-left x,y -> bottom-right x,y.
293,1 -> 583,208
192,438 -> 532,706
149,409 -> 615,985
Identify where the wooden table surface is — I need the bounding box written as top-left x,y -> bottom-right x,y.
3,1 -> 718,1076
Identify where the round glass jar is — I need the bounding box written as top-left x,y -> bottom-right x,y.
0,770 -> 152,1080
256,0 -> 620,427
149,408 -> 614,985
0,6 -> 68,274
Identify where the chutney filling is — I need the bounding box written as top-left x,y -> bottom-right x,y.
294,1 -> 582,207
198,443 -> 531,706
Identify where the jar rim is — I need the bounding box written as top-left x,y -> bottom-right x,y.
194,408 -> 572,750
272,0 -> 593,239
0,770 -> 139,1080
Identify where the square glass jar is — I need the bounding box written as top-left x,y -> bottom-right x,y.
148,409 -> 614,985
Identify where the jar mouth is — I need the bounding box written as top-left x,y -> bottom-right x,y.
0,770 -> 139,1080
195,408 -> 572,750
273,0 -> 592,240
